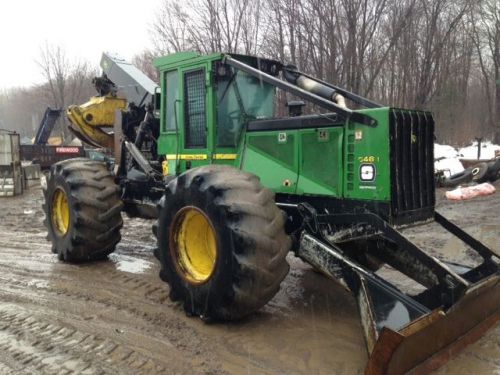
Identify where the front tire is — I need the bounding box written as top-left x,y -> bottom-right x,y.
43,158 -> 123,262
156,165 -> 290,320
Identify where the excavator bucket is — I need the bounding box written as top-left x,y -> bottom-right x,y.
296,209 -> 500,375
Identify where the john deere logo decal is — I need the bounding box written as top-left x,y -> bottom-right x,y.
411,134 -> 417,144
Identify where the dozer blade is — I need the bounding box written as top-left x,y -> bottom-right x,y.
366,274 -> 499,375
298,232 -> 499,375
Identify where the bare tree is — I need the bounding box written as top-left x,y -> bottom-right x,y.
37,43 -> 91,141
147,0 -> 497,145
132,50 -> 160,82
152,0 -> 262,54
151,2 -> 193,53
471,0 -> 500,142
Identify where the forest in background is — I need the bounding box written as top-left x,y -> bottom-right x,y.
1,0 -> 499,146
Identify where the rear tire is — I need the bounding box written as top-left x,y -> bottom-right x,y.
43,158 -> 123,262
471,162 -> 489,183
486,159 -> 500,182
156,165 -> 290,320
441,168 -> 473,188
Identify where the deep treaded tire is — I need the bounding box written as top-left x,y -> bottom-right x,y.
471,162 -> 489,183
441,168 -> 473,187
156,165 -> 290,320
43,158 -> 123,262
486,159 -> 500,182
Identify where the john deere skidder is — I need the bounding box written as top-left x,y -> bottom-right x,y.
43,52 -> 499,374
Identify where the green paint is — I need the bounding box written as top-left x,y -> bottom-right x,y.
156,52 -> 276,175
155,52 -> 432,208
297,128 -> 343,196
343,107 -> 391,201
247,133 -> 296,169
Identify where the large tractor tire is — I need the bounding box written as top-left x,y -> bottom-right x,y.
441,168 -> 473,188
156,165 -> 290,320
485,159 -> 500,182
471,162 -> 489,183
43,158 -> 123,262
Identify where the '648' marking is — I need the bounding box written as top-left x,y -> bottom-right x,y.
358,155 -> 380,163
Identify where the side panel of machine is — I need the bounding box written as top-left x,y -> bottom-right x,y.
241,129 -> 299,194
241,126 -> 344,196
20,145 -> 85,169
343,107 -> 391,202
296,127 -> 344,196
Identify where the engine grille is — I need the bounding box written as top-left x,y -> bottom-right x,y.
389,109 -> 435,222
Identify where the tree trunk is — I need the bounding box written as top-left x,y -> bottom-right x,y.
495,76 -> 500,144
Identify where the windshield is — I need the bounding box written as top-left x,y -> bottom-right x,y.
216,68 -> 275,147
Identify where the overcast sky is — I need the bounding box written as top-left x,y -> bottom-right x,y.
0,0 -> 163,89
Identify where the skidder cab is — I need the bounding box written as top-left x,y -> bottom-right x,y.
44,51 -> 499,374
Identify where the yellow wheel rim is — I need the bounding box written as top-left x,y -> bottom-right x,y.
171,207 -> 217,284
51,188 -> 70,236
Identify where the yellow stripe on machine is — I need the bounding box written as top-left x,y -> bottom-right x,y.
165,154 -> 237,160
166,154 -> 208,160
213,154 -> 237,160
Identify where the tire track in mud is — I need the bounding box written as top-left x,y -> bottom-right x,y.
0,235 -> 225,374
0,187 -> 498,374
0,305 -> 169,374
0,279 -> 224,374
0,223 -> 367,374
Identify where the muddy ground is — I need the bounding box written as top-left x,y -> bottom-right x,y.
0,183 -> 498,375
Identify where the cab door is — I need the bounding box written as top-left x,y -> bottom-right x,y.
174,64 -> 213,174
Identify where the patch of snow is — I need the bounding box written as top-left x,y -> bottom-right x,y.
109,254 -> 153,274
434,143 -> 464,176
458,141 -> 500,160
435,143 -> 460,159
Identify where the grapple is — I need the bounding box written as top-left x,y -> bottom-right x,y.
66,95 -> 126,149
